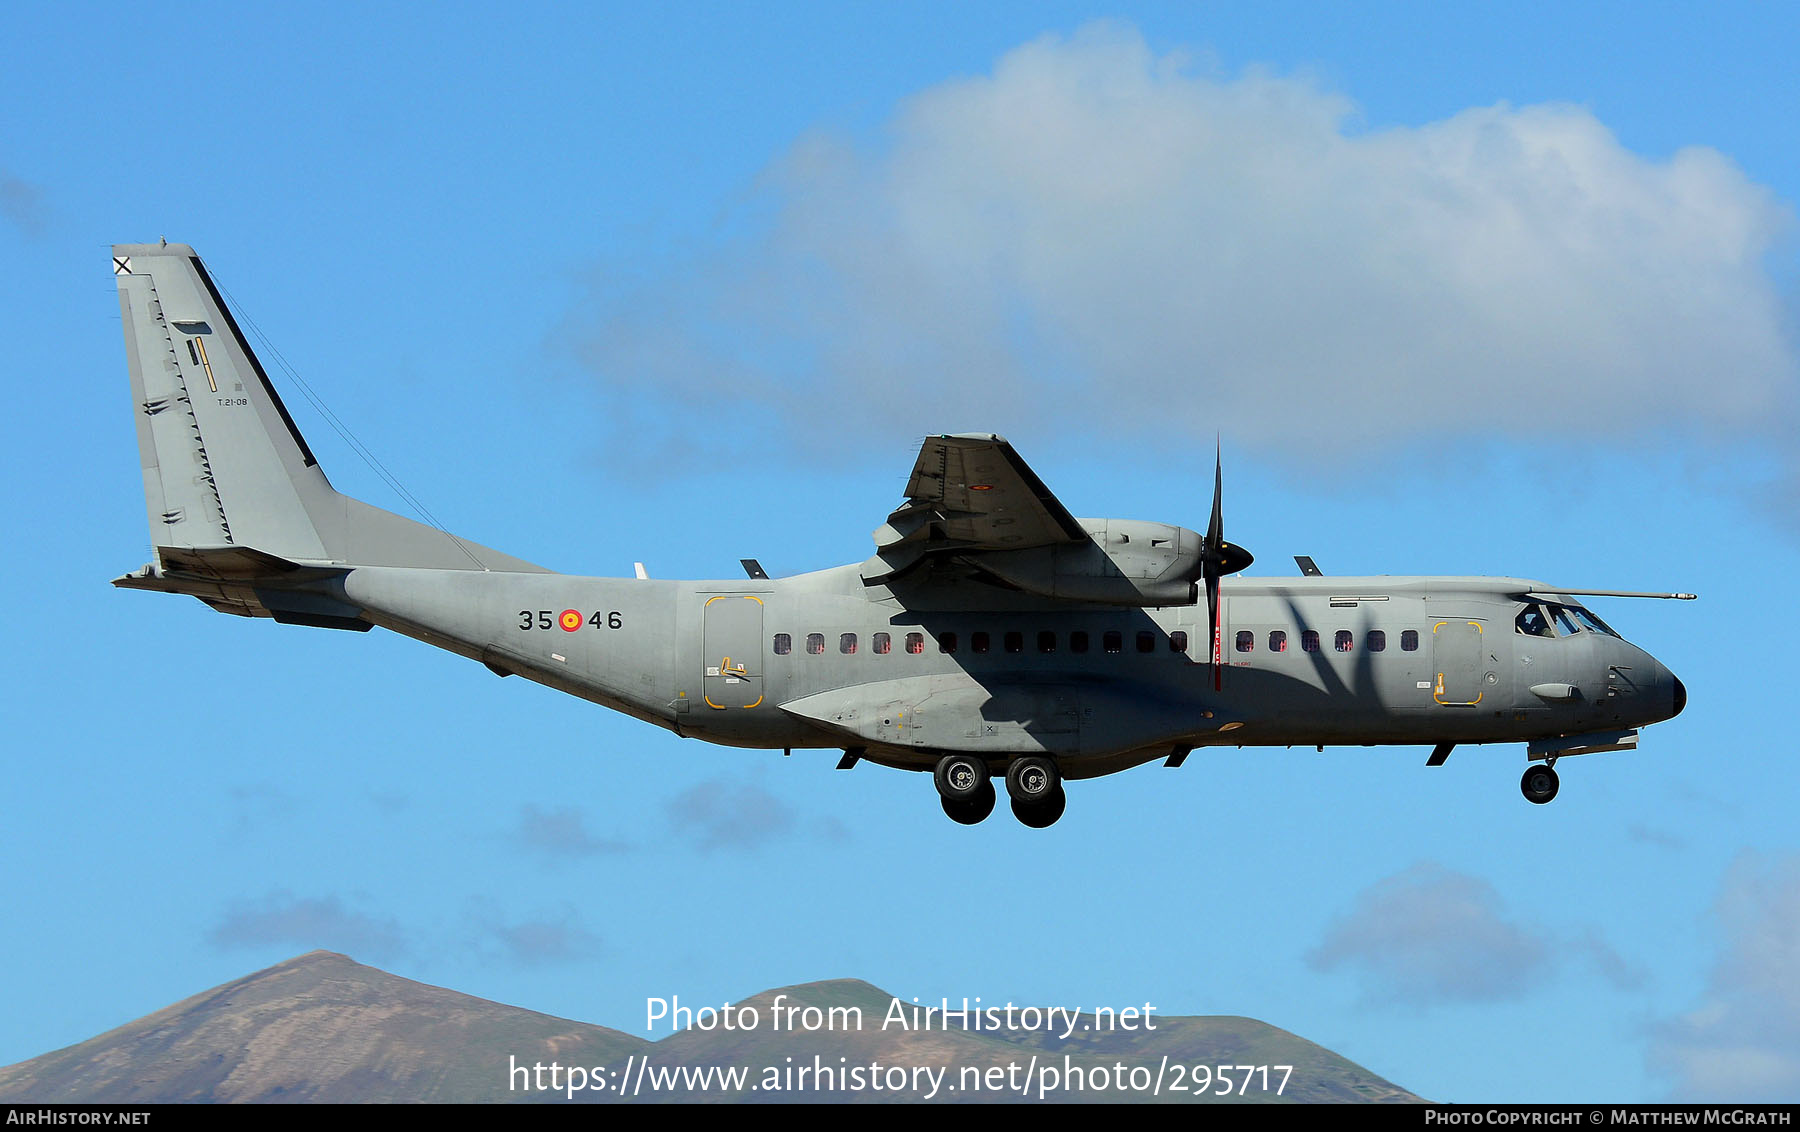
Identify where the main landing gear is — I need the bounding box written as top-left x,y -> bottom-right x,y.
1521,760 -> 1560,805
934,754 -> 994,825
935,754 -> 1066,827
1006,755 -> 1064,828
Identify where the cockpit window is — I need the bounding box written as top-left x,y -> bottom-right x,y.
1550,605 -> 1581,637
1516,600 -> 1621,639
1515,605 -> 1554,637
1568,604 -> 1617,637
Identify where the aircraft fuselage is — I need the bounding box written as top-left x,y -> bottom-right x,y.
335,563 -> 1682,779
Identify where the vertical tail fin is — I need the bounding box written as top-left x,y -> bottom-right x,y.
114,243 -> 546,575
116,242 -> 333,560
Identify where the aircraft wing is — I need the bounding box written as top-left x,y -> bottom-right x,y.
863,434 -> 1087,583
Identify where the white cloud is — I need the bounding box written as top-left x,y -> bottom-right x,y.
472,906 -> 603,968
513,804 -> 630,858
1650,852 -> 1800,1101
225,783 -> 300,840
1628,823 -> 1688,851
208,892 -> 407,962
0,169 -> 47,237
1307,863 -> 1551,1006
569,22 -> 1795,462
666,778 -> 796,852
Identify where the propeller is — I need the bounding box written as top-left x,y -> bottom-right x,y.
1201,443 -> 1254,691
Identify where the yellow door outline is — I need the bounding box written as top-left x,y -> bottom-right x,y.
1431,620 -> 1483,705
703,595 -> 764,710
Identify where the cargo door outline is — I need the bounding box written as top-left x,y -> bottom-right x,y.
1431,619 -> 1484,705
702,595 -> 764,709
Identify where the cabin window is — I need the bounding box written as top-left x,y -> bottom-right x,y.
773,633 -> 791,655
1401,629 -> 1419,652
1335,630 -> 1353,652
1004,631 -> 1024,654
938,632 -> 957,654
1302,630 -> 1320,653
1269,630 -> 1287,652
1037,630 -> 1057,653
873,632 -> 891,654
972,631 -> 990,654
839,633 -> 857,654
1235,630 -> 1254,653
905,632 -> 924,654
1367,630 -> 1386,652
1136,631 -> 1155,653
1071,630 -> 1090,654
1170,630 -> 1188,653
1104,630 -> 1123,654
806,633 -> 825,655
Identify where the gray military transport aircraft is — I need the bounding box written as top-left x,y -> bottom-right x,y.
111,242 -> 1690,827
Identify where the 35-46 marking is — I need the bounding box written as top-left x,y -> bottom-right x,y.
518,609 -> 623,632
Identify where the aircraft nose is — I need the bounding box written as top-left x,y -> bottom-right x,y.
1671,674 -> 1686,718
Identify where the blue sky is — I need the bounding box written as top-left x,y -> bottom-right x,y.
4,2 -> 1798,1103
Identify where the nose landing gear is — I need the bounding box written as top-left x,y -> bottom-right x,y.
1521,761 -> 1560,805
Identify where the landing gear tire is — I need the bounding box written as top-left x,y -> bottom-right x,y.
934,754 -> 990,802
941,780 -> 996,825
1521,763 -> 1560,805
1005,756 -> 1061,804
1011,786 -> 1066,828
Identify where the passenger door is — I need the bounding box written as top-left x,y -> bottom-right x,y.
701,595 -> 764,709
1430,619 -> 1485,706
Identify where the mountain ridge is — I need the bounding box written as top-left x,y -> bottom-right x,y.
0,952 -> 1422,1103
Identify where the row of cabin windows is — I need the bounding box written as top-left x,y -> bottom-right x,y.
769,628 -> 1428,657
1236,629 -> 1420,653
771,629 -> 1192,657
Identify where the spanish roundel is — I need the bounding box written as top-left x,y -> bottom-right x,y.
558,609 -> 582,632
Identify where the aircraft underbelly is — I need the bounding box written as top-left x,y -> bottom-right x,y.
782,676 -> 1079,755
781,673 -> 1212,759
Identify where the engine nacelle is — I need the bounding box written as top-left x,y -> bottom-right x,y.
967,519 -> 1203,606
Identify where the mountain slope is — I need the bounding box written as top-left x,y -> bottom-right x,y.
0,951 -> 647,1103
0,954 -> 1421,1103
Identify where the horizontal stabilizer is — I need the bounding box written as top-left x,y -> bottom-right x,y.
113,545 -> 364,629
149,545 -> 309,581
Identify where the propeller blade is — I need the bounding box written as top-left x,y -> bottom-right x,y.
1208,443 -> 1224,690
1209,573 -> 1222,691
1201,442 -> 1252,691
1208,443 -> 1224,551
